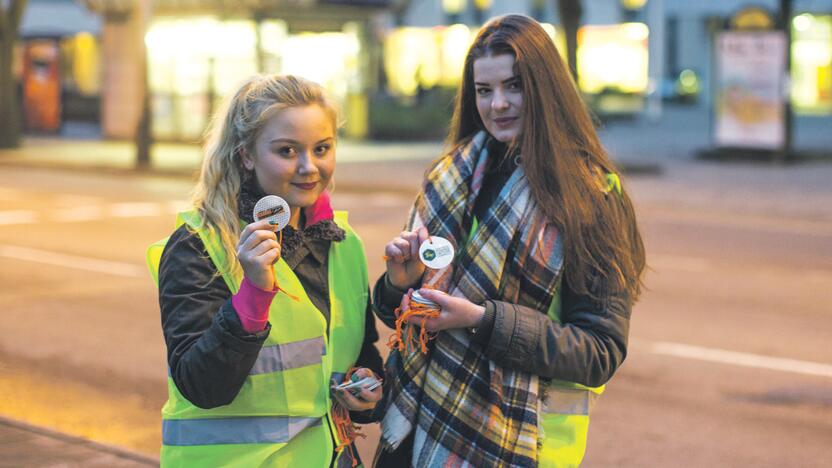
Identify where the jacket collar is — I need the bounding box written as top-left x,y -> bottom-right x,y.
237,178 -> 345,264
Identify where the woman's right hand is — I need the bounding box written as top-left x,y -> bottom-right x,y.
237,220 -> 281,290
384,227 -> 429,290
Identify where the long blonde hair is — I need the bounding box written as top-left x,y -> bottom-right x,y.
191,74 -> 338,278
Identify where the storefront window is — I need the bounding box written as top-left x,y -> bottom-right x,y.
438,24 -> 471,87
384,27 -> 442,97
145,17 -> 361,141
146,17 -> 256,140
281,30 -> 361,103
791,13 -> 832,115
60,32 -> 100,96
577,23 -> 649,95
383,23 -> 562,98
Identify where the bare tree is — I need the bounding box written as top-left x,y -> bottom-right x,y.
556,0 -> 582,83
0,0 -> 27,148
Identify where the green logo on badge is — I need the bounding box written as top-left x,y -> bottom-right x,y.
422,249 -> 436,261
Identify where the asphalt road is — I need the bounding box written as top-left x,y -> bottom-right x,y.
1,164 -> 830,467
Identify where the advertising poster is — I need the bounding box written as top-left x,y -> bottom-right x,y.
714,31 -> 787,149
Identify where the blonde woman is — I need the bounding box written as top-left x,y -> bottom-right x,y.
147,75 -> 382,467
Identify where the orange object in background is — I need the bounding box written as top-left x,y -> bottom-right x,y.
22,39 -> 62,133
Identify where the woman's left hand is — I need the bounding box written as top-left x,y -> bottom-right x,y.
331,368 -> 383,412
402,288 -> 485,333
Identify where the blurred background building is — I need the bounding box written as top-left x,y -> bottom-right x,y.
15,0 -> 101,135
9,0 -> 832,146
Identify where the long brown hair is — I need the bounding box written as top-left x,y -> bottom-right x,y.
447,14 -> 645,303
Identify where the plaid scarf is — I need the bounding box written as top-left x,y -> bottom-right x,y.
381,131 -> 564,467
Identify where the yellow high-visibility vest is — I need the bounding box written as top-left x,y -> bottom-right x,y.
538,293 -> 604,468
147,210 -> 368,467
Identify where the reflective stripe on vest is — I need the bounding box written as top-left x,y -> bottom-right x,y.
148,210 -> 368,467
538,381 -> 605,467
249,336 -> 326,375
163,415 -> 322,446
541,386 -> 600,416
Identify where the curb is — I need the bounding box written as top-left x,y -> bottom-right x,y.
696,147 -> 832,164
0,415 -> 159,466
618,162 -> 663,176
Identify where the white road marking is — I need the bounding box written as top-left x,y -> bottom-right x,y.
648,253 -> 832,282
806,270 -> 832,284
651,341 -> 832,378
0,200 -> 190,225
648,209 -> 832,237
54,194 -> 103,207
0,188 -> 22,201
1,242 -> 829,380
167,200 -> 191,213
0,245 -> 145,278
110,202 -> 163,218
0,210 -> 38,225
649,254 -> 711,273
53,205 -> 105,222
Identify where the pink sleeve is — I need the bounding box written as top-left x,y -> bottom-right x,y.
232,277 -> 277,333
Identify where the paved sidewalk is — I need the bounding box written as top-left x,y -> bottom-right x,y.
597,105 -> 832,162
3,109 -> 831,223
0,137 -> 453,196
0,135 -> 664,200
0,416 -> 157,467
0,136 -> 443,174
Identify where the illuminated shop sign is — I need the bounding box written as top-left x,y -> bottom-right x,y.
577,23 -> 649,95
144,18 -> 360,140
791,14 -> 832,114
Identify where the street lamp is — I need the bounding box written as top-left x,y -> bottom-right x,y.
620,0 -> 646,22
531,0 -> 546,21
473,0 -> 491,24
443,0 -> 465,24
442,0 -> 465,14
620,0 -> 647,10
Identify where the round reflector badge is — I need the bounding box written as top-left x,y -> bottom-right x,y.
253,195 -> 291,231
418,236 -> 455,269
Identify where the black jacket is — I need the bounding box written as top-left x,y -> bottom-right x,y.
158,186 -> 382,422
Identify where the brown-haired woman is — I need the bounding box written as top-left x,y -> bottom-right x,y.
373,14 -> 646,467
